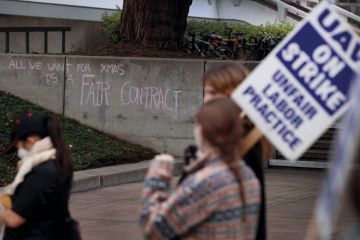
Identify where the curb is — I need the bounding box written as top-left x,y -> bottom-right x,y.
71,159 -> 184,193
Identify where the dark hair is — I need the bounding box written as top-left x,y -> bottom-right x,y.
203,63 -> 249,96
177,145 -> 198,185
350,170 -> 360,216
196,98 -> 247,221
46,117 -> 73,183
347,152 -> 360,219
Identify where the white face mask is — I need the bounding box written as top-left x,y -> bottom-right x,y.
17,148 -> 30,159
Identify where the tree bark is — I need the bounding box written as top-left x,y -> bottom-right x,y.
120,0 -> 193,50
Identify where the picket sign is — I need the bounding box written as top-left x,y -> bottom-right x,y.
305,74 -> 360,239
231,1 -> 360,161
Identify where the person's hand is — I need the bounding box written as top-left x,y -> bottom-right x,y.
147,154 -> 175,179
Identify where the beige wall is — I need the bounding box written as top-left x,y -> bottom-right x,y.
0,15 -> 108,54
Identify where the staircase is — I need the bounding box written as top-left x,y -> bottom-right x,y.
267,0 -> 360,30
270,125 -> 339,168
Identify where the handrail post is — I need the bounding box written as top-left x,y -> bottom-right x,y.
62,30 -> 66,54
44,31 -> 48,54
277,2 -> 287,22
25,31 -> 30,54
5,32 -> 9,53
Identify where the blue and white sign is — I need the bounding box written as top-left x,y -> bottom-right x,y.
231,1 -> 360,160
315,75 -> 360,238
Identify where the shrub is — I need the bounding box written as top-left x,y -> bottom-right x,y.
100,9 -> 295,54
185,20 -> 294,40
101,7 -> 122,43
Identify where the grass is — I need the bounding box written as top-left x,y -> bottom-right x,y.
0,90 -> 156,185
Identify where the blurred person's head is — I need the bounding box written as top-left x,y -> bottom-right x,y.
10,112 -> 73,181
195,98 -> 244,160
202,63 -> 271,161
203,63 -> 249,103
11,112 -> 49,156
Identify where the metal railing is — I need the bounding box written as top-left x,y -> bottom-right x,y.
270,0 -> 360,30
0,27 -> 71,54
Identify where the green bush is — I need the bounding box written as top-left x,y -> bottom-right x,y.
101,8 -> 294,45
101,8 -> 122,43
186,20 -> 294,40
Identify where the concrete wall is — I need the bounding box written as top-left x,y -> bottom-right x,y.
0,53 -> 259,156
0,54 -> 65,113
205,60 -> 260,72
64,56 -> 204,155
0,15 -> 107,54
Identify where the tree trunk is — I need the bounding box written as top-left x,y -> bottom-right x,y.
120,0 -> 193,50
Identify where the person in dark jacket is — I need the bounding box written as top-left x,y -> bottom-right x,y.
0,112 -> 77,240
202,63 -> 271,240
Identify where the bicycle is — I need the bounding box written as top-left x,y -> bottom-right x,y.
202,33 -> 234,60
220,28 -> 248,60
256,31 -> 281,60
243,36 -> 260,60
183,32 -> 226,59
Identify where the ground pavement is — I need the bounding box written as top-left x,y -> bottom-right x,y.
70,168 -> 357,240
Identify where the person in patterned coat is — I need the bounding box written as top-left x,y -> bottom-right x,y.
139,98 -> 261,240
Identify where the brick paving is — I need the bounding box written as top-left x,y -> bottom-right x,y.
70,168 -> 357,240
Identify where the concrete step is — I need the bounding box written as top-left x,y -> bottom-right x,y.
272,125 -> 340,167
269,159 -> 329,169
301,149 -> 332,161
274,132 -> 336,162
319,130 -> 337,140
276,149 -> 331,162
309,140 -> 333,149
72,159 -> 184,193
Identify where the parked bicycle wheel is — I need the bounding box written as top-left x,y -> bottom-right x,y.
182,37 -> 192,53
234,46 -> 247,61
216,46 -> 235,60
244,37 -> 260,60
206,47 -> 223,59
